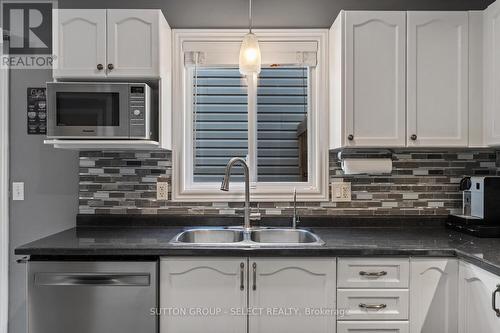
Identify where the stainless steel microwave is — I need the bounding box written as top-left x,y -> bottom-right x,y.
47,82 -> 153,139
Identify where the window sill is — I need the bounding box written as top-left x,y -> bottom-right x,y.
171,183 -> 329,202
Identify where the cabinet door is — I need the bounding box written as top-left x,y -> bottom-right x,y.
458,261 -> 500,333
484,0 -> 500,145
53,9 -> 107,78
248,258 -> 336,333
344,11 -> 406,147
160,257 -> 247,333
106,10 -> 159,78
407,12 -> 469,147
410,258 -> 458,333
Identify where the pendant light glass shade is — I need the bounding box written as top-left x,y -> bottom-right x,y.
239,0 -> 261,75
239,32 -> 261,75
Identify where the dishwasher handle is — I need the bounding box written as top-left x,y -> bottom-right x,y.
34,273 -> 151,286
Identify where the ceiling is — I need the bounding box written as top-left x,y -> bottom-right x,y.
59,0 -> 496,28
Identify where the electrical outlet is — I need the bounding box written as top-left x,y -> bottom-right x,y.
331,182 -> 351,202
12,182 -> 24,201
157,182 -> 168,200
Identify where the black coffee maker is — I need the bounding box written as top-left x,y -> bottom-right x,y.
447,176 -> 500,237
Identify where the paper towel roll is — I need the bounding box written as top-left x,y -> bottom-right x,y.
341,158 -> 392,175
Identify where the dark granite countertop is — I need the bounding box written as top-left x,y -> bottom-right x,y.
14,224 -> 500,276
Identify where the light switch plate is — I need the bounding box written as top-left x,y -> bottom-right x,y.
331,182 -> 351,202
157,181 -> 168,200
12,182 -> 24,201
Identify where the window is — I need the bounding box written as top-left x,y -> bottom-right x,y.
192,66 -> 309,183
257,67 -> 309,182
172,30 -> 329,201
193,68 -> 248,183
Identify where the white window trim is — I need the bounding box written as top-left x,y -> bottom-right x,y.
172,29 -> 329,202
0,28 -> 9,333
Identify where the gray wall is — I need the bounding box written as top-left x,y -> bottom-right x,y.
8,69 -> 79,333
59,0 -> 496,28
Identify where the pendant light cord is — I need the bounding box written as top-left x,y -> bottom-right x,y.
249,0 -> 253,33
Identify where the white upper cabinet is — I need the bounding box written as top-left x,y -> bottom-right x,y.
248,258 -> 336,333
484,0 -> 500,145
53,9 -> 107,78
330,10 -> 478,149
345,11 -> 407,147
330,11 -> 406,148
53,9 -> 169,79
458,261 -> 500,333
407,12 -> 469,147
410,258 -> 458,333
106,10 -> 160,78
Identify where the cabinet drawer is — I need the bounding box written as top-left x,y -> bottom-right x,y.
337,289 -> 408,320
338,321 -> 409,333
338,258 -> 409,288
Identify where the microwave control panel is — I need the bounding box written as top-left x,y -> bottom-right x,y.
129,85 -> 149,139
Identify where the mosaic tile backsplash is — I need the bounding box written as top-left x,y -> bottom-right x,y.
79,150 -> 500,216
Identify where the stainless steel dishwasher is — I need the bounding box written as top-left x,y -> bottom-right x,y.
28,261 -> 157,333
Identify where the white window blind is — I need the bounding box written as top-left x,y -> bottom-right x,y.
257,67 -> 308,182
193,68 -> 248,183
192,66 -> 309,183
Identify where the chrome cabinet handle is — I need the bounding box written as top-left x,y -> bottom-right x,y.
240,262 -> 245,291
359,271 -> 387,277
493,284 -> 500,317
359,303 -> 387,310
348,134 -> 354,141
107,63 -> 114,70
252,262 -> 257,291
97,64 -> 104,70
410,134 -> 417,141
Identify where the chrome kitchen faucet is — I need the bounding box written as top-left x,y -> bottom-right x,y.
220,157 -> 252,230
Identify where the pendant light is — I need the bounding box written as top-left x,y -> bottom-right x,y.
239,0 -> 261,75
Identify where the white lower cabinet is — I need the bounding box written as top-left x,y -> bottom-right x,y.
458,261 -> 500,333
248,258 -> 336,333
409,258 -> 458,333
160,256 -> 500,333
160,257 -> 336,333
337,257 -> 410,333
338,321 -> 409,333
160,257 -> 247,333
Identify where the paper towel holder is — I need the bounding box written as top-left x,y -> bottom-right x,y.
337,149 -> 394,175
337,149 -> 394,160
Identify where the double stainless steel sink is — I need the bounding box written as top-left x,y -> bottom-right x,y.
170,227 -> 324,247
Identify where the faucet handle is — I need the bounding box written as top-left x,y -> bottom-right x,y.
292,188 -> 300,228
